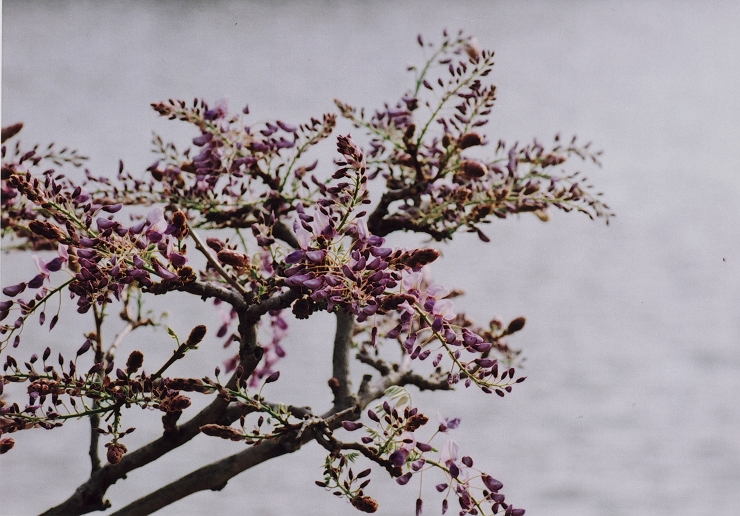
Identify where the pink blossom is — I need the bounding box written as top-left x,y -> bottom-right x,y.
426,284 -> 449,299
355,216 -> 369,240
432,299 -> 456,320
399,431 -> 417,450
292,219 -> 312,250
402,271 -> 423,291
440,439 -> 459,467
147,207 -> 168,234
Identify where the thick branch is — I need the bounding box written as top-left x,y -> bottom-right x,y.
108,440 -> 289,516
88,413 -> 101,473
99,354 -> 436,516
177,279 -> 247,309
272,220 -> 300,249
240,289 -> 300,327
109,407 -> 357,515
370,214 -> 452,240
331,309 -> 355,409
41,324 -> 261,516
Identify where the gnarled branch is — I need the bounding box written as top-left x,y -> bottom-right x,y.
330,309 -> 356,410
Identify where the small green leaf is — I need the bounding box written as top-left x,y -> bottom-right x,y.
166,327 -> 179,343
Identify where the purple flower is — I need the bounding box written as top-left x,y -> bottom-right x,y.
395,472 -> 412,485
432,299 -> 456,320
170,253 -> 188,267
154,263 -> 178,281
46,257 -> 65,272
482,475 -> 503,493
389,448 -> 410,467
438,416 -> 460,432
192,132 -> 214,146
101,203 -> 123,213
96,218 -> 116,230
449,462 -> 460,479
2,283 -> 26,297
341,421 -> 363,431
276,120 -> 297,133
303,277 -> 324,290
27,274 -> 46,289
305,250 -> 326,262
440,439 -> 459,468
129,221 -> 146,234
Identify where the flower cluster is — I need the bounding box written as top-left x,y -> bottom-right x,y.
322,389 -> 525,515
145,98 -> 335,230
0,30 -> 612,516
337,29 -> 611,242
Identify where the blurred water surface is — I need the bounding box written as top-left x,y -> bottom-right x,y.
2,1 -> 740,515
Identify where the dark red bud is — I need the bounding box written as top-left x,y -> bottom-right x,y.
185,325 -> 207,348
264,371 -> 280,384
506,317 -> 526,334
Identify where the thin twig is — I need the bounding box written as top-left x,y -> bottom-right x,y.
188,224 -> 250,298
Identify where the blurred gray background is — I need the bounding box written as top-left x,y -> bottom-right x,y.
2,1 -> 739,515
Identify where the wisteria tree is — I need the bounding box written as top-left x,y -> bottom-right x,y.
0,32 -> 610,516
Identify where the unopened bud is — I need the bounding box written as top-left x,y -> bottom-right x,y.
106,442 -> 127,465
351,495 -> 379,513
125,350 -> 144,375
464,36 -> 482,61
459,132 -> 483,149
217,250 -> 249,268
0,438 -> 15,454
185,325 -> 207,348
459,160 -> 486,179
506,317 -> 526,334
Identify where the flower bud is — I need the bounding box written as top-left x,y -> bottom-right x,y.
341,421 -> 363,431
458,132 -> 483,149
459,160 -> 486,179
506,317 -> 526,334
0,438 -> 15,454
350,495 -> 378,513
217,250 -> 250,268
106,442 -> 127,465
264,371 -> 280,384
206,237 -> 225,252
1,122 -> 23,143
125,350 -> 144,375
185,325 -> 207,348
2,283 -> 26,298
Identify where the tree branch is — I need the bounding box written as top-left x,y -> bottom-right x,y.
240,289 -> 300,327
41,324 -> 263,516
93,349 -> 442,516
272,220 -> 300,249
177,279 -> 247,309
330,309 -> 355,410
107,407 -> 357,515
188,224 -> 251,298
108,439 -> 289,516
